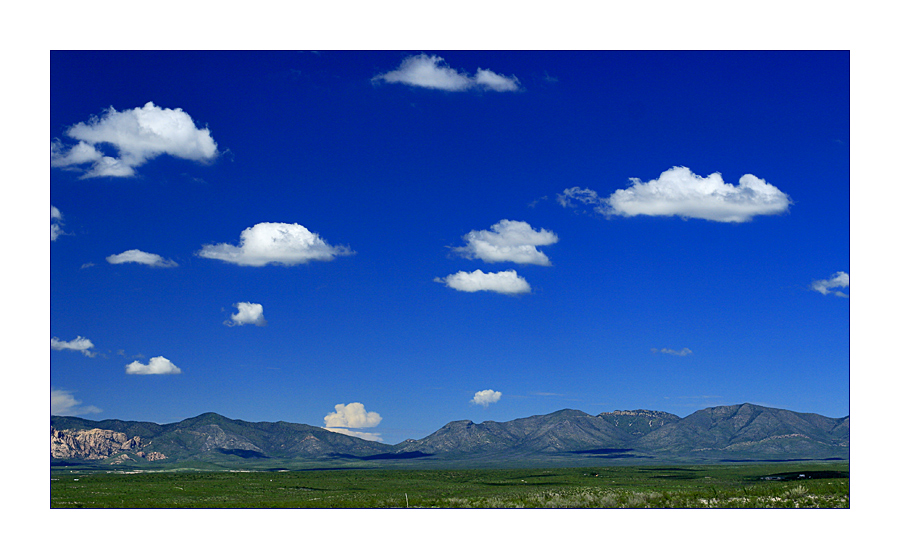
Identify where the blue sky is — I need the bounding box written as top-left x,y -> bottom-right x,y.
50,51 -> 849,444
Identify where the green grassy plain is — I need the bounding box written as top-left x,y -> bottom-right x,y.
50,462 -> 848,508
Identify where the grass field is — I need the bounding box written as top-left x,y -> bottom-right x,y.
50,462 -> 848,508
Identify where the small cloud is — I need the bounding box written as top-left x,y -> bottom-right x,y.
125,356 -> 182,375
51,336 -> 96,357
471,389 -> 502,407
473,68 -> 521,92
107,249 -> 178,268
528,195 -> 548,208
51,102 -> 219,178
197,222 -> 353,266
651,347 -> 693,357
559,167 -> 792,223
436,270 -> 531,295
225,302 -> 267,327
323,403 -> 383,442
80,262 -> 95,269
557,187 -> 601,208
51,205 -> 67,241
453,219 -> 558,266
810,271 -> 849,297
51,388 -> 102,416
373,54 -> 520,92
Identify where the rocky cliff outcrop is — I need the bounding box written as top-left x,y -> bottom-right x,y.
50,427 -> 166,461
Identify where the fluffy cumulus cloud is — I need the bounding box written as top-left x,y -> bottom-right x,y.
810,271 -> 849,297
324,402 -> 382,428
51,336 -> 96,357
125,356 -> 182,375
51,388 -> 101,416
198,222 -> 353,266
454,220 -> 558,266
436,269 -> 531,295
106,249 -> 178,268
471,389 -> 502,407
652,347 -> 693,357
323,403 -> 383,442
373,54 -> 520,92
559,166 -> 792,223
225,302 -> 267,326
51,205 -> 66,241
50,102 -> 219,178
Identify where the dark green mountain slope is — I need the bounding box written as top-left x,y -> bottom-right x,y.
393,409 -> 633,458
636,403 -> 849,460
597,409 -> 681,437
51,412 -> 392,465
51,403 -> 849,469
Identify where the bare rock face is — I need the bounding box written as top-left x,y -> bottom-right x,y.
295,434 -> 325,454
136,451 -> 167,461
109,453 -> 136,465
50,427 -> 166,461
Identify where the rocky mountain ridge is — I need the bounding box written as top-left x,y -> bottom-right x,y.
51,403 -> 849,468
51,427 -> 167,461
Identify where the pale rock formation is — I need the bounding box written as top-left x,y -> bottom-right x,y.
50,427 -> 167,461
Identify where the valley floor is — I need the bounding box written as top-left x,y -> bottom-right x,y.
50,462 -> 849,508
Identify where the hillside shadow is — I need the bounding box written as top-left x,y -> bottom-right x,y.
329,451 -> 435,461
567,448 -> 636,457
218,448 -> 268,459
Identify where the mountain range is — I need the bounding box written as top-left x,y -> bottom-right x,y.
51,403 -> 849,469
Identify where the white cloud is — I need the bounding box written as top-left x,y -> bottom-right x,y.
436,270 -> 531,295
559,166 -> 792,223
51,205 -> 66,241
51,336 -> 96,357
125,356 -> 182,375
197,222 -> 353,266
652,347 -> 693,357
373,54 -> 520,92
473,68 -> 521,92
453,220 -> 558,266
810,271 -> 849,297
50,140 -> 104,165
225,302 -> 267,326
50,102 -> 219,178
324,402 -> 382,428
323,403 -> 383,442
51,388 -> 101,416
471,389 -> 502,407
106,249 -> 178,268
